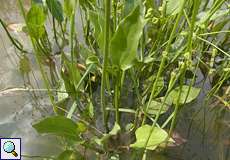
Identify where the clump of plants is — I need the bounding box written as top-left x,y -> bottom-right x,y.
1,0 -> 230,159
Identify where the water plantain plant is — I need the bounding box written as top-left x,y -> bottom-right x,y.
1,0 -> 230,159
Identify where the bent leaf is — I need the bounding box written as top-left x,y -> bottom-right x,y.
33,116 -> 80,140
110,5 -> 145,70
130,125 -> 168,150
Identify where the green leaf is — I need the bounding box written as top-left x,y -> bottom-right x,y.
101,123 -> 121,143
130,125 -> 168,150
110,5 -> 145,70
86,55 -> 99,65
19,55 -> 31,74
79,0 -> 95,10
109,123 -> 121,135
166,85 -> 201,105
33,116 -> 80,140
146,100 -> 169,115
143,76 -> 164,97
64,0 -> 74,17
57,150 -> 84,160
165,0 -> 184,16
88,101 -> 94,119
62,54 -> 83,92
46,0 -> 64,23
26,4 -> 46,38
89,11 -> 106,51
123,0 -> 142,17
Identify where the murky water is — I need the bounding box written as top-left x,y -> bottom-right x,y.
0,1 -> 229,160
0,0 -> 62,159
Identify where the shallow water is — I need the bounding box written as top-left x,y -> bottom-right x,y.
0,1 -> 63,159
0,1 -> 229,160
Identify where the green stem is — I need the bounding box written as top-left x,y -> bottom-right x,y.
141,0 -> 186,158
0,18 -> 26,53
113,0 -> 117,30
114,71 -> 121,124
17,0 -> 58,113
52,16 -> 60,49
168,63 -> 185,139
101,0 -> 111,132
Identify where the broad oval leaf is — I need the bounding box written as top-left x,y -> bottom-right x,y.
46,0 -> 64,22
110,5 -> 145,70
166,85 -> 201,105
26,4 -> 46,38
130,125 -> 168,150
146,100 -> 169,115
33,116 -> 80,140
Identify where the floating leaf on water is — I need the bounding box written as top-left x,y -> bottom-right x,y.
166,85 -> 201,105
130,125 -> 168,150
146,100 -> 169,115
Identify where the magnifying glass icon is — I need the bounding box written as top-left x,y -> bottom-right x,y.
3,141 -> 18,157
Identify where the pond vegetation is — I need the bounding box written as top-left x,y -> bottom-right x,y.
0,0 -> 230,159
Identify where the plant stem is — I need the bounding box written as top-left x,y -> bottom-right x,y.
17,0 -> 58,113
52,16 -> 60,49
141,0 -> 186,158
101,0 -> 111,132
114,71 -> 121,124
113,0 -> 117,30
168,63 -> 185,139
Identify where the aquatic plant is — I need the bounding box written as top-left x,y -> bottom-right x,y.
1,0 -> 229,159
